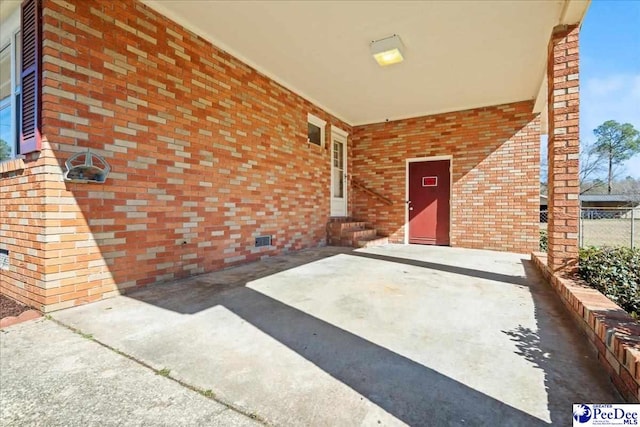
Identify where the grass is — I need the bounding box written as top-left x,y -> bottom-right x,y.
157,368 -> 171,377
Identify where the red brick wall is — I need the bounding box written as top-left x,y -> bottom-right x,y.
2,0 -> 351,312
0,153 -> 54,309
351,101 -> 540,253
547,24 -> 580,272
1,0 -> 543,311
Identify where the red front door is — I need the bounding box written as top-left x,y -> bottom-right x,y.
408,160 -> 450,245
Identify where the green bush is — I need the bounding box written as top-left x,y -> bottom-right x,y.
539,230 -> 548,252
578,246 -> 640,318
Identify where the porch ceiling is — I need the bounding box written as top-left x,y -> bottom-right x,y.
143,1 -> 589,126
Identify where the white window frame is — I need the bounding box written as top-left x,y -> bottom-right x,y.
307,113 -> 326,148
0,8 -> 21,161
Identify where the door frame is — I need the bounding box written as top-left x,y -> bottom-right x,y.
330,125 -> 349,217
404,155 -> 453,245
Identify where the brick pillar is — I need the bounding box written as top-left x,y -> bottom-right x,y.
547,24 -> 580,273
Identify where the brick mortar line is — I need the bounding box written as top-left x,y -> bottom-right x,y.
47,317 -> 270,425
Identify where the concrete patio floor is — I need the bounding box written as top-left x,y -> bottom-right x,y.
48,244 -> 619,426
1,319 -> 260,426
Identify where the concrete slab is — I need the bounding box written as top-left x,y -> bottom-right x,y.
51,245 -> 619,426
0,319 -> 261,426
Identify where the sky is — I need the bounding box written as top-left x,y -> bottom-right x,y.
577,0 -> 640,178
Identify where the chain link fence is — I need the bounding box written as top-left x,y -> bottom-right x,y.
540,207 -> 639,248
580,207 -> 639,248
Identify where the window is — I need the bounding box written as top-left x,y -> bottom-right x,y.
307,113 -> 326,147
0,18 -> 20,161
0,0 -> 41,163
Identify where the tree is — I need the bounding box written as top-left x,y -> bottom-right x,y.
617,176 -> 640,195
0,139 -> 11,161
592,120 -> 640,194
579,141 -> 606,194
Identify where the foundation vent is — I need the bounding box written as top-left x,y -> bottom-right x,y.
0,249 -> 8,270
255,236 -> 272,247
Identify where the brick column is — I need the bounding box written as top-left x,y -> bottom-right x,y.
547,24 -> 580,273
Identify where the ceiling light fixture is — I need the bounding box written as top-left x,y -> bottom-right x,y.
370,34 -> 404,67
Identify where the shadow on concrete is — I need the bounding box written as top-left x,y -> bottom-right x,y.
119,249 -> 617,425
345,250 -> 529,285
501,260 -> 620,425
125,247 -> 354,315
130,282 -> 548,426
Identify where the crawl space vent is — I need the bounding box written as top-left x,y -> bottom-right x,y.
255,236 -> 272,247
0,249 -> 8,270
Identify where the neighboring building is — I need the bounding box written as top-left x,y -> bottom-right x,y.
0,0 -> 585,311
540,194 -> 640,211
580,195 -> 640,220
540,194 -> 640,222
580,194 -> 640,209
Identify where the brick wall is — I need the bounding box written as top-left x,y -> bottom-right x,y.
0,152 -> 54,309
1,0 -> 544,311
2,0 -> 351,312
546,24 -> 580,272
351,101 -> 540,254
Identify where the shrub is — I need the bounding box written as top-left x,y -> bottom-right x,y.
539,229 -> 548,252
578,246 -> 640,318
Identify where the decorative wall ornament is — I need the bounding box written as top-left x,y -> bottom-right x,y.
63,150 -> 111,183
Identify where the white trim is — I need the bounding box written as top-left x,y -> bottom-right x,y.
307,113 -> 326,148
0,9 -> 20,160
0,7 -> 19,47
330,124 -> 348,139
307,113 -> 326,128
404,155 -> 453,245
330,128 -> 348,217
560,0 -> 591,26
406,155 -> 452,163
141,0 -> 353,125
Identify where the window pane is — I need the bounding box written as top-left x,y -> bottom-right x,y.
308,123 -> 321,145
0,45 -> 10,100
0,104 -> 12,160
15,31 -> 21,88
333,168 -> 343,198
332,139 -> 344,198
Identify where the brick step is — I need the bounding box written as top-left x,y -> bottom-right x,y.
327,219 -> 369,246
328,217 -> 358,222
356,236 -> 389,248
343,228 -> 377,242
337,221 -> 368,231
327,218 -> 387,248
